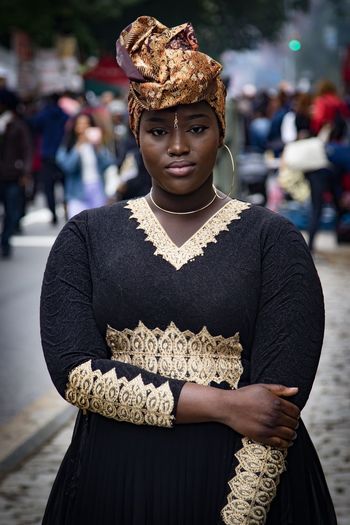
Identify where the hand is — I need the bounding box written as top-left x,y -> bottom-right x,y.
220,384 -> 300,448
19,174 -> 30,188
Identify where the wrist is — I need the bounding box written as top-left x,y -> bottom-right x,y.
214,388 -> 237,427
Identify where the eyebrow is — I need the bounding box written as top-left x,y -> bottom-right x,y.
144,113 -> 211,123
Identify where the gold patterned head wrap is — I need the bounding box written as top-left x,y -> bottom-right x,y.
116,16 -> 226,140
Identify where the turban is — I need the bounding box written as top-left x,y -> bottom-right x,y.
116,16 -> 226,140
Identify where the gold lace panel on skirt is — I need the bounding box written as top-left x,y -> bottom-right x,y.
125,197 -> 251,270
106,321 -> 286,522
221,438 -> 287,525
106,321 -> 243,389
65,360 -> 174,427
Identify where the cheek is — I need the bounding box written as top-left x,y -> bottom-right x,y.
139,137 -> 163,168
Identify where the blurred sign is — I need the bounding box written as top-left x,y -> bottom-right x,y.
12,30 -> 37,97
56,36 -> 77,58
35,49 -> 83,95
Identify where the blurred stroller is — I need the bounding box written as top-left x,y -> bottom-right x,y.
237,152 -> 269,206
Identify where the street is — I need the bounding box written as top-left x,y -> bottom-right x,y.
0,202 -> 61,425
0,206 -> 349,525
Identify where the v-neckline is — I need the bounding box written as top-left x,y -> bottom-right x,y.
125,197 -> 250,270
143,197 -> 232,249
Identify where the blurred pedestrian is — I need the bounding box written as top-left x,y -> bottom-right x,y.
267,89 -> 291,156
248,91 -> 270,152
325,118 -> 350,242
305,118 -> 347,252
28,93 -> 68,224
0,89 -> 31,257
56,113 -> 114,218
281,92 -> 313,144
311,80 -> 350,134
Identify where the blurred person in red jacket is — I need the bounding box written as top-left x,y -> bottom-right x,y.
311,80 -> 350,134
0,89 -> 32,257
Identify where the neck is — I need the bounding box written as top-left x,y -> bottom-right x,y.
150,177 -> 215,214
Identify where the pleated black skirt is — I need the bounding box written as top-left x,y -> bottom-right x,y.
43,412 -> 337,525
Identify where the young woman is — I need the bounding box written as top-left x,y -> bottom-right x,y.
41,17 -> 337,525
56,113 -> 114,219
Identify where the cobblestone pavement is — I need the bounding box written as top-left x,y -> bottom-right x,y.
0,234 -> 349,525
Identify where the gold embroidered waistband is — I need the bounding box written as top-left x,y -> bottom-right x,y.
106,321 -> 243,389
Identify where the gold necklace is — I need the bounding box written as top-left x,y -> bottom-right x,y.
149,188 -> 217,215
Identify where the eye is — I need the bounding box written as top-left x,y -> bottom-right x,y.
189,125 -> 208,134
148,128 -> 168,137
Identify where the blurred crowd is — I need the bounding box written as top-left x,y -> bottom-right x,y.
1,78 -> 350,258
235,79 -> 350,251
0,87 -> 151,257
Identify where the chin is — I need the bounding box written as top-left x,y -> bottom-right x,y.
155,173 -> 212,195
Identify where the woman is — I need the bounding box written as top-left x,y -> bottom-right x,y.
41,17 -> 336,524
311,79 -> 349,134
56,112 -> 114,219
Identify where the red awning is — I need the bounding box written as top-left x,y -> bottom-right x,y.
84,56 -> 129,87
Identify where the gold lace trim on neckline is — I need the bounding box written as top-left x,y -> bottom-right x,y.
125,197 -> 250,270
106,321 -> 243,389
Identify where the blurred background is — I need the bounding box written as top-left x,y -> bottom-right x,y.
0,1 -> 349,524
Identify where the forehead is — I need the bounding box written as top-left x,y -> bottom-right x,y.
140,101 -> 216,123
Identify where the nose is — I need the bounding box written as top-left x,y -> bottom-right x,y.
167,130 -> 190,156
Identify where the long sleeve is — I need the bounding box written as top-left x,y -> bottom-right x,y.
96,146 -> 115,173
40,211 -> 185,428
56,146 -> 81,174
221,217 -> 324,525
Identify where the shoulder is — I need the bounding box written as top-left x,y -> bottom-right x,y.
230,200 -> 307,252
50,201 -> 131,254
232,199 -> 296,232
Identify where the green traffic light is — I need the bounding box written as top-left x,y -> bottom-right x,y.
289,39 -> 301,51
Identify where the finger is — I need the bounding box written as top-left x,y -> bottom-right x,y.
263,384 -> 298,396
280,387 -> 299,397
268,436 -> 291,449
273,426 -> 297,441
279,398 -> 300,419
275,413 -> 300,430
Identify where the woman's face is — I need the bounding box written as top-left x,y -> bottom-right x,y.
139,101 -> 221,195
75,114 -> 91,135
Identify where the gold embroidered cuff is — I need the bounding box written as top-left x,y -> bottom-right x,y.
65,360 -> 174,427
106,321 -> 243,389
221,437 -> 287,525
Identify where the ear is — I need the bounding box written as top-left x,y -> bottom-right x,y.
218,136 -> 224,148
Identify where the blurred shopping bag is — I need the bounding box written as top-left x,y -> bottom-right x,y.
283,137 -> 329,172
278,166 -> 310,202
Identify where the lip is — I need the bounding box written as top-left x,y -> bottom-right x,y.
165,161 -> 196,177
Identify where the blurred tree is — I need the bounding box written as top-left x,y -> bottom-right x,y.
0,0 -> 310,56
0,0 -> 141,53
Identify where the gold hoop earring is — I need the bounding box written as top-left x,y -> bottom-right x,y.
213,144 -> 235,200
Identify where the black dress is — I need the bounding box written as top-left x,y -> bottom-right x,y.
40,197 -> 337,525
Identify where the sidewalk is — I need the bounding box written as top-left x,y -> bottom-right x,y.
0,231 -> 349,525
